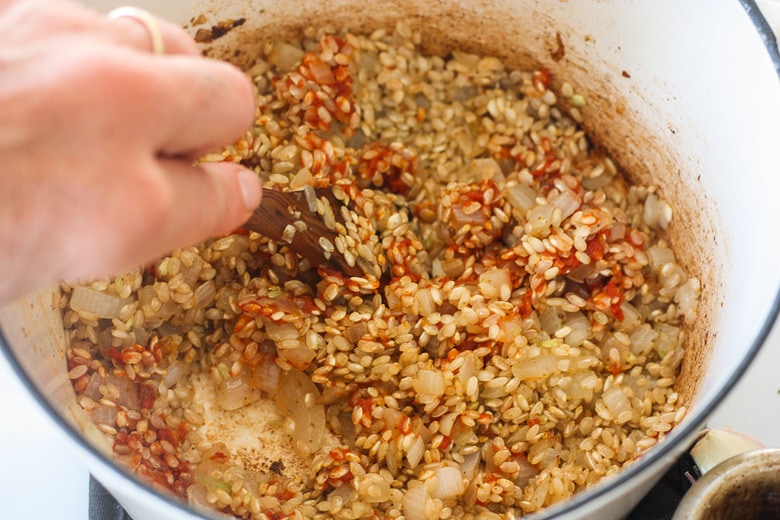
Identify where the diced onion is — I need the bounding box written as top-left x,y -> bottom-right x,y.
602,386 -> 631,420
676,277 -> 700,324
88,404 -> 117,426
629,324 -> 658,355
478,268 -> 511,301
251,356 -> 281,396
432,465 -> 465,499
459,450 -> 481,480
403,484 -> 432,520
274,368 -> 326,456
506,184 -> 537,213
308,60 -> 336,84
643,193 -> 671,229
82,372 -> 105,401
646,244 -> 675,269
415,288 -> 437,316
214,370 -> 262,411
105,372 -> 139,410
358,473 -> 393,503
265,322 -> 300,342
457,352 -> 477,385
162,360 -> 188,388
413,369 -> 445,396
277,343 -> 316,370
539,307 -> 563,335
564,312 -> 591,347
550,190 -> 580,219
526,204 -> 555,234
566,371 -> 596,402
268,41 -> 305,72
471,158 -> 503,183
440,258 -> 465,278
615,301 -> 641,332
514,456 -> 540,488
511,355 -> 558,381
187,484 -> 211,513
69,286 -> 130,319
406,434 -> 426,469
346,322 -> 369,343
193,280 -> 216,308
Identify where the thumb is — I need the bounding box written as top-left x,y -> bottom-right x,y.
158,160 -> 262,251
196,161 -> 263,236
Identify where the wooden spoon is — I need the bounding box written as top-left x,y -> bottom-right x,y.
243,187 -> 375,278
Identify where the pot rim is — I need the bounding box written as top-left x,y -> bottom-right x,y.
1,1 -> 779,517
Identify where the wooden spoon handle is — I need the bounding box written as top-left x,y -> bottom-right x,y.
244,189 -> 363,277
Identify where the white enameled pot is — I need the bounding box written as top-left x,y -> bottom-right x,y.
2,1 -> 780,518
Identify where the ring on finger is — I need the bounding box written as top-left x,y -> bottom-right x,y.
107,6 -> 165,55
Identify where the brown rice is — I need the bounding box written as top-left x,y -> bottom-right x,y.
61,23 -> 699,520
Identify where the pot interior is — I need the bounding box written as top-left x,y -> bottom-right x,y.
2,0 -> 780,518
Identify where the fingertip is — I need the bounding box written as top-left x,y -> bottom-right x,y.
198,162 -> 261,235
236,168 -> 262,210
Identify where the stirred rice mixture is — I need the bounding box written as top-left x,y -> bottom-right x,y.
61,24 -> 700,519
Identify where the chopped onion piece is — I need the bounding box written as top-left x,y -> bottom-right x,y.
82,372 -> 105,401
105,372 -> 139,410
69,286 -> 130,319
406,434 -> 426,469
274,368 -> 325,456
309,60 -> 336,84
162,360 -> 188,388
251,356 -> 281,395
346,322 -> 369,343
514,456 -> 540,487
539,307 -> 563,335
440,258 -> 465,278
415,288 -> 437,316
457,352 -> 477,385
511,355 -> 558,381
550,190 -> 580,219
629,324 -> 658,355
358,473 -> 393,503
88,404 -> 117,426
268,41 -> 305,72
478,268 -> 511,300
413,369 -> 445,396
506,183 -> 537,213
432,465 -> 465,499
187,484 -> 212,513
646,244 -> 675,269
460,450 -> 481,480
214,370 -> 261,411
615,301 -> 641,332
277,344 -> 315,370
676,277 -> 701,324
564,312 -> 591,347
265,322 -> 300,342
403,485 -> 432,520
602,386 -> 632,421
193,280 -> 216,308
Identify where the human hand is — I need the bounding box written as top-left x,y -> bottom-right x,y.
0,0 -> 261,305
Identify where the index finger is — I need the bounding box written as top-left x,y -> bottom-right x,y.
146,55 -> 257,159
101,8 -> 200,56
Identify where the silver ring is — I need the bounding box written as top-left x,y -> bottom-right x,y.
107,6 -> 165,55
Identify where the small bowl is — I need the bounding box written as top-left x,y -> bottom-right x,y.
673,448 -> 780,520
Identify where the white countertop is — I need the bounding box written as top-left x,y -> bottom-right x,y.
0,319 -> 779,520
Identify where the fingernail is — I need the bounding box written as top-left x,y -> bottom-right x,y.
237,169 -> 261,210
